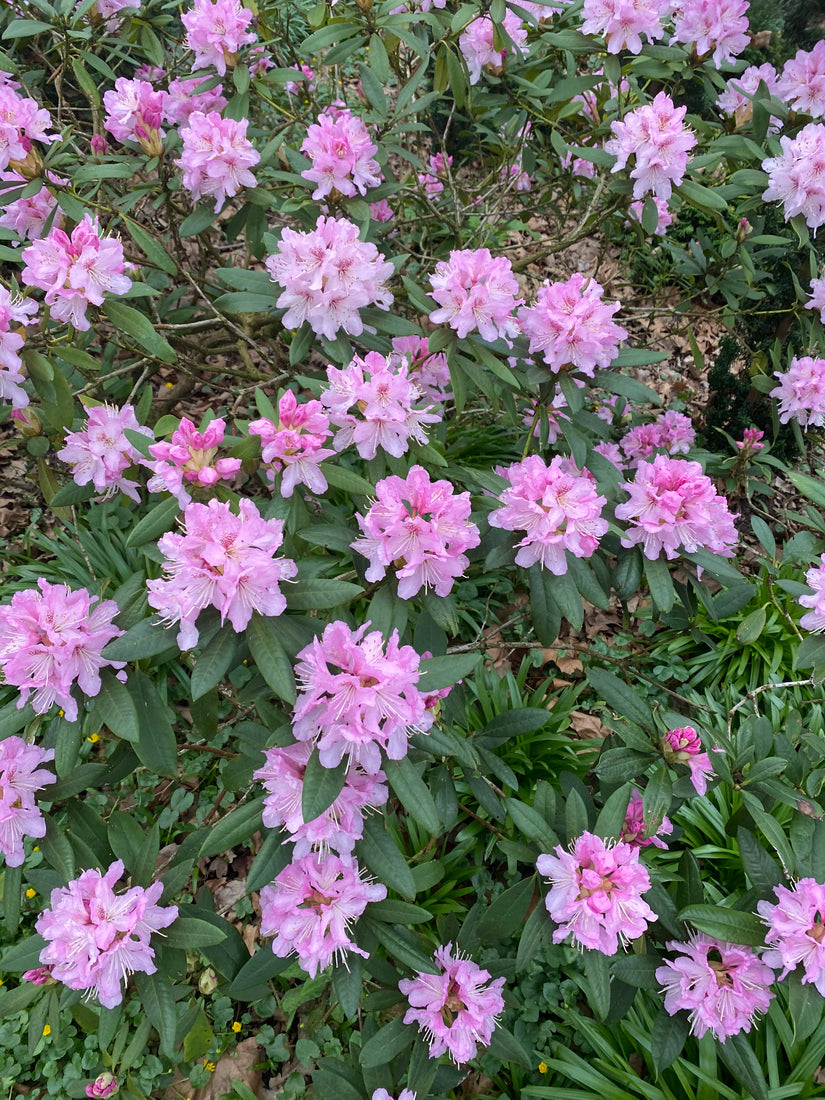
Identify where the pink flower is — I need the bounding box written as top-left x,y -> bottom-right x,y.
260,853 -> 385,978
147,498 -> 297,650
620,409 -> 695,466
770,355 -> 825,428
372,1091 -> 416,1100
522,392 -> 570,443
0,580 -> 124,722
399,944 -> 505,1065
606,92 -> 696,200
181,0 -> 257,76
301,106 -> 381,201
0,171 -> 60,243
627,195 -> 673,236
537,831 -> 655,955
175,111 -> 259,213
255,741 -> 388,856
266,215 -> 394,340
249,391 -> 335,497
560,151 -> 597,179
735,427 -> 765,453
321,351 -> 440,461
369,198 -> 395,223
656,935 -> 774,1041
428,248 -> 521,342
103,78 -> 166,156
90,134 -> 108,154
620,789 -> 672,849
662,725 -> 715,795
518,273 -> 627,376
57,404 -> 152,502
0,84 -> 59,175
0,737 -> 55,867
777,40 -> 825,118
615,455 -> 738,560
20,214 -> 131,331
285,64 -> 314,98
0,285 -> 37,408
94,0 -> 139,17
489,455 -> 608,573
390,335 -> 451,405
581,0 -> 668,54
352,466 -> 480,599
717,64 -> 781,129
35,860 -> 177,1009
23,967 -> 52,985
671,0 -> 750,66
292,621 -> 433,774
459,11 -> 529,85
594,440 -> 625,469
146,416 -> 241,506
806,274 -> 825,323
759,879 -> 825,992
762,124 -> 825,230
85,1073 -> 118,1099
797,554 -> 825,632
163,76 -> 227,126
418,152 -> 453,198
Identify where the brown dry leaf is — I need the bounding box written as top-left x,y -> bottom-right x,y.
192,1038 -> 263,1100
570,711 -> 605,739
541,648 -> 583,676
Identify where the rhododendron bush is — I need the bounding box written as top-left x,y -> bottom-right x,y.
2,0 -> 825,1097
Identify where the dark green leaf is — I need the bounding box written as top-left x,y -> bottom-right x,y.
359,1017 -> 415,1067
103,301 -> 177,363
191,627 -> 238,700
332,957 -> 362,1020
164,917 -> 229,949
286,578 -> 363,610
384,756 -> 441,835
198,797 -> 265,859
134,972 -> 178,1058
355,815 -> 416,899
129,672 -> 177,777
91,670 -> 140,742
476,877 -> 535,941
718,1030 -> 768,1100
302,751 -> 348,823
125,496 -> 179,547
587,668 -> 654,732
417,652 -> 480,692
102,617 -> 177,662
678,904 -> 766,946
651,1008 -> 690,1072
246,614 -> 296,703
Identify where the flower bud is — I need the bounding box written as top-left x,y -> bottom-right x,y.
86,1073 -> 118,1099
198,967 -> 219,994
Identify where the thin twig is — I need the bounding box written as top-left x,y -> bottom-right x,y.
726,675 -> 822,737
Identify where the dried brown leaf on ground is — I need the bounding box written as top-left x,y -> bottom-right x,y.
193,1038 -> 264,1100
570,710 -> 605,739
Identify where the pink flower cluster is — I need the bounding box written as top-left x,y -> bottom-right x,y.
770,355 -> 825,428
736,427 -> 765,453
373,1091 -> 416,1100
797,554 -> 825,632
537,831 -> 655,955
146,416 -> 241,505
418,152 -> 452,198
717,64 -> 780,129
147,498 -> 297,650
0,83 -> 58,175
390,335 -> 451,405
671,0 -> 750,67
662,725 -> 715,795
175,111 -> 260,213
620,788 -> 672,849
399,944 -> 505,1064
0,171 -> 60,243
57,403 -> 152,502
777,40 -> 825,118
321,351 -> 440,460
806,273 -> 825,323
181,0 -> 257,76
301,106 -> 381,201
656,935 -> 774,1041
85,1073 -> 118,1100
255,741 -> 388,857
762,124 -> 825,230
21,215 -> 131,331
0,737 -> 55,868
615,455 -> 738,560
249,390 -> 335,497
607,92 -> 697,200
627,195 -> 673,236
266,215 -> 394,340
759,879 -> 825,993
0,580 -> 124,722
581,0 -> 668,54
292,621 -> 433,774
620,409 -> 695,466
428,248 -> 521,342
352,466 -> 480,599
260,852 -> 385,978
0,285 -> 37,409
35,860 -> 178,1009
489,455 -> 608,573
103,78 -> 165,156
459,11 -> 529,85
519,273 -> 627,376
164,76 -> 227,126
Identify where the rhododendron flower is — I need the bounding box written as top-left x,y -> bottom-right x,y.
369,198 -> 395,223
627,195 -> 673,236
36,860 -> 177,1009
181,0 -> 257,76
656,935 -> 774,1040
581,0 -> 668,54
717,64 -> 781,129
489,455 -> 608,573
399,944 -> 505,1064
759,879 -> 825,991
372,1091 -> 416,1100
797,554 -> 825,632
249,391 -> 335,497
518,273 -> 627,375
620,410 -> 695,466
292,621 -> 433,774
777,40 -> 825,118
806,274 -> 825,323
0,737 -> 55,867
301,107 -> 381,201
606,92 -> 696,200
0,580 -> 124,722
428,248 -> 521,342
671,0 -> 750,66
615,455 -> 738,560
594,440 -> 625,469
147,498 -> 297,650
85,1073 -> 118,1100
390,335 -> 451,405
255,741 -> 387,856
770,356 -> 825,428
762,124 -> 825,230
103,78 -> 166,156
0,171 -> 60,243
94,0 -> 140,16
537,831 -> 655,955
0,285 -> 37,408
736,427 -> 765,453
620,789 -> 672,849
0,84 -> 59,174
459,11 -> 528,85
21,215 -> 131,331
175,111 -> 259,213
419,152 -> 452,198
58,403 -> 152,502
662,725 -> 715,795
352,466 -> 480,599
146,416 -> 242,506
522,392 -> 570,443
266,215 -> 394,340
285,64 -> 314,97
321,351 -> 440,461
260,853 -> 385,978
163,76 -> 227,126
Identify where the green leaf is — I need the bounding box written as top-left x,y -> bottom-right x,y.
678,178 -> 729,212
788,469 -> 825,510
191,627 -> 238,701
611,954 -> 660,990
246,828 -> 289,895
302,751 -> 348,823
417,652 -> 480,693
41,817 -> 76,882
476,708 -> 551,748
49,481 -> 97,508
355,815 -> 416,899
323,464 -> 374,496
505,797 -> 559,851
736,605 -> 767,645
228,948 -> 292,999
594,784 -> 631,841
678,904 -> 766,946
384,756 -> 441,835
108,810 -> 146,875
198,797 -> 265,859
789,968 -> 825,1043
125,496 -> 180,547
129,672 -> 177,777
102,617 -> 177,662
0,982 -> 42,1019
642,767 -> 672,840
180,205 -> 218,237
164,917 -> 229,949
123,219 -> 177,275
246,614 -> 296,703
91,670 -> 140,742
718,1030 -> 768,1100
332,957 -> 362,1020
796,635 -> 825,670
1,934 -> 48,972
587,668 -> 654,731
609,349 -> 669,370
650,1008 -> 690,1072
102,300 -> 177,363
367,899 -> 433,924
3,19 -> 53,38
476,877 -> 535,941
0,699 -> 35,740
645,556 -> 675,612
516,900 -> 549,971
360,917 -> 439,974
487,1024 -> 533,1069
582,949 -> 611,1021
134,972 -> 177,1058
286,578 -> 363,610
359,1017 -> 415,1067
182,1007 -> 213,1061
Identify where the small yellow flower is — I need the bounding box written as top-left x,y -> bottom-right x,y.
32,846 -> 39,852
204,1062 -> 216,1073
232,1022 -> 242,1033
42,1025 -> 51,1036
166,381 -> 174,389
87,733 -> 100,743
538,1062 -> 548,1074
26,888 -> 36,899
58,709 -> 64,717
